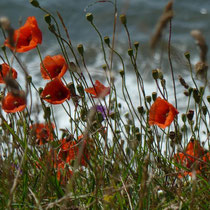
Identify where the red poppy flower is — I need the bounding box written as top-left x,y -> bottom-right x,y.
30,123 -> 55,145
149,97 -> 179,129
4,16 -> 42,53
56,161 -> 73,184
85,80 -> 110,98
174,139 -> 209,178
0,63 -> 17,83
2,91 -> 26,113
40,54 -> 68,80
41,78 -> 70,104
58,135 -> 89,167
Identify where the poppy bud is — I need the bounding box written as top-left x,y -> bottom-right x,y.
146,96 -> 151,103
118,103 -> 121,108
202,106 -> 207,116
184,51 -> 190,60
134,41 -> 139,50
169,131 -> 176,140
152,69 -> 159,80
102,64 -> 107,71
124,112 -> 130,119
161,79 -> 166,88
207,96 -> 210,103
120,14 -> 127,25
77,84 -> 84,97
128,48 -> 133,56
44,14 -> 51,24
30,0 -> 40,7
77,44 -> 84,56
119,69 -> 124,77
67,82 -> 76,95
38,87 -> 43,95
184,90 -> 189,96
69,62 -> 78,72
187,109 -> 194,121
158,70 -> 163,80
178,76 -> 189,89
152,92 -> 157,101
181,124 -> 187,132
181,113 -> 186,123
27,75 -> 32,83
188,87 -> 193,96
104,36 -> 110,46
193,88 -> 200,103
137,106 -> 144,115
86,13 -> 93,22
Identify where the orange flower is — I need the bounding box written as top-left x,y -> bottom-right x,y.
174,139 -> 209,178
56,161 -> 73,184
4,16 -> 42,53
2,91 -> 26,113
30,123 -> 55,145
40,54 -> 68,80
0,63 -> 17,83
41,78 -> 70,104
85,80 -> 110,98
149,97 -> 179,129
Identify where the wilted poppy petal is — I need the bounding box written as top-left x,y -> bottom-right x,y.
41,78 -> 70,104
4,16 -> 42,53
2,91 -> 26,113
0,63 -> 17,83
149,97 -> 179,129
40,54 -> 68,80
85,80 -> 110,98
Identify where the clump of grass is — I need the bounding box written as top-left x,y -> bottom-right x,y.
0,0 -> 209,209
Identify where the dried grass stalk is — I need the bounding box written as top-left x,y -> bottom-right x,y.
191,30 -> 208,63
150,1 -> 174,49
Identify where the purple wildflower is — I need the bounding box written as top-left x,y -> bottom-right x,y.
95,105 -> 107,120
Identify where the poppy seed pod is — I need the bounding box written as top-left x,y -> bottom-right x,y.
120,14 -> 127,25
30,0 -> 40,7
104,36 -> 110,46
119,69 -> 124,77
137,106 -> 144,115
146,96 -> 151,103
184,51 -> 190,60
44,14 -> 51,24
152,92 -> 157,101
186,109 -> 194,121
128,48 -> 133,56
134,41 -> 139,49
152,69 -> 159,80
86,13 -> 93,22
77,44 -> 84,56
202,106 -> 207,116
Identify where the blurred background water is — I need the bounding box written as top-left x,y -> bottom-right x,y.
0,0 -> 209,132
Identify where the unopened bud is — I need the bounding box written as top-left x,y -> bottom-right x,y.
120,14 -> 127,25
193,88 -> 200,103
169,131 -> 176,140
30,0 -> 40,8
202,106 -> 207,116
137,106 -> 144,114
104,36 -> 110,46
181,114 -> 186,123
184,51 -> 190,60
128,48 -> 133,56
38,87 -> 43,95
146,96 -> 151,103
86,13 -> 93,22
44,106 -> 51,119
102,64 -> 107,71
134,41 -> 139,49
119,69 -> 124,77
152,92 -> 157,101
179,76 -> 189,89
207,96 -> 210,103
44,14 -> 51,24
27,75 -> 32,83
77,44 -> 84,56
187,109 -> 194,121
152,69 -> 159,80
